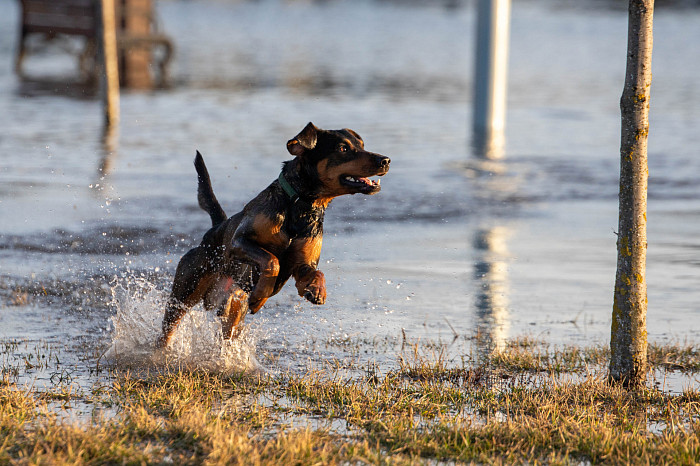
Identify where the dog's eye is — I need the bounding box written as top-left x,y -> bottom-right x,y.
338,144 -> 348,153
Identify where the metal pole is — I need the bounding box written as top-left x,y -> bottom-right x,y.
472,0 -> 511,159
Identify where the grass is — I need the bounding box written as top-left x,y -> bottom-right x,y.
1,336 -> 699,464
484,337 -> 700,375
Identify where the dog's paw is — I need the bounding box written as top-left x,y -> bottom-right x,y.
304,287 -> 326,305
248,296 -> 267,314
303,271 -> 326,305
304,289 -> 326,304
154,334 -> 169,349
296,270 -> 326,304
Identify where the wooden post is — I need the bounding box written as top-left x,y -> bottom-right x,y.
121,0 -> 153,89
100,0 -> 120,129
609,0 -> 654,389
472,0 -> 511,159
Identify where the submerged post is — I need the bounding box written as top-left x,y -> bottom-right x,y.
99,0 -> 120,129
472,0 -> 511,159
610,0 -> 654,389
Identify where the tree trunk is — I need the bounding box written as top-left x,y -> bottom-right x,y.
609,0 -> 654,388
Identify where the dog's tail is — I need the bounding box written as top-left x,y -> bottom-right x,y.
195,151 -> 227,227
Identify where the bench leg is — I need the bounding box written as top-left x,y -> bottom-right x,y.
15,29 -> 27,76
79,38 -> 98,84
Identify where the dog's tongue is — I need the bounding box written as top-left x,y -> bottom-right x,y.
355,176 -> 380,187
344,175 -> 380,188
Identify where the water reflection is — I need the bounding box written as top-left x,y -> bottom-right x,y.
92,123 -> 119,200
472,130 -> 505,161
99,122 -> 119,177
473,226 -> 511,354
470,133 -> 513,356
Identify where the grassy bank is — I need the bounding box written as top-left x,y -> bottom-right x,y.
1,337 -> 699,464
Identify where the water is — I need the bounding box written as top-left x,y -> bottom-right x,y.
105,276 -> 260,372
1,0 -> 699,384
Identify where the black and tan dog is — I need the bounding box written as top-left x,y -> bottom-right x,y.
156,122 -> 390,348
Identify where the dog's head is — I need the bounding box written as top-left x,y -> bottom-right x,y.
287,122 -> 390,200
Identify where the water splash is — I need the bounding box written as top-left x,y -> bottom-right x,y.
103,276 -> 261,374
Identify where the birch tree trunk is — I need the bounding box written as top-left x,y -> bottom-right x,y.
609,0 -> 654,388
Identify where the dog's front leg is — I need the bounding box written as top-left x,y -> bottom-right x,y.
231,237 -> 279,314
294,264 -> 326,305
288,236 -> 326,305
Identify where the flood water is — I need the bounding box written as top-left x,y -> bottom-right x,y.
1,0 -> 699,385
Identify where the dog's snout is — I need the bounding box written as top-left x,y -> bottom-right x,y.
378,156 -> 391,168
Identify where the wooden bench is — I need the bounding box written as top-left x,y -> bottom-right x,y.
15,0 -> 173,88
15,0 -> 98,79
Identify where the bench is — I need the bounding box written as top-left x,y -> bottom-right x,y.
15,0 -> 173,88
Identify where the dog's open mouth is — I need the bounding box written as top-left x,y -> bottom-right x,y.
340,174 -> 384,194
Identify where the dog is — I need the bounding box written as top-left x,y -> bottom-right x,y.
156,122 -> 390,348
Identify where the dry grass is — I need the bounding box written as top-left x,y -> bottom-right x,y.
1,337 -> 699,464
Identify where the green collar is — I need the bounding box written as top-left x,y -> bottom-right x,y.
278,172 -> 300,203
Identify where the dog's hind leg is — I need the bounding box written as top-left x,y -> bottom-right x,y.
203,276 -> 249,340
218,288 -> 248,340
157,299 -> 188,348
156,246 -> 215,348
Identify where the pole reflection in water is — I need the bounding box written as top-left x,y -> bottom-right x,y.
99,122 -> 119,176
472,129 -> 505,162
468,118 -> 515,356
94,123 -> 119,197
474,226 -> 511,354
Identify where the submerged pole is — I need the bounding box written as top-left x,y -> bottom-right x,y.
472,0 -> 511,159
99,0 -> 120,129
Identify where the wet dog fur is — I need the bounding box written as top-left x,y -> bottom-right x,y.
156,122 -> 390,348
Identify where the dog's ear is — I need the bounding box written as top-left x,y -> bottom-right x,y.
287,122 -> 318,156
343,128 -> 364,148
343,129 -> 363,142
